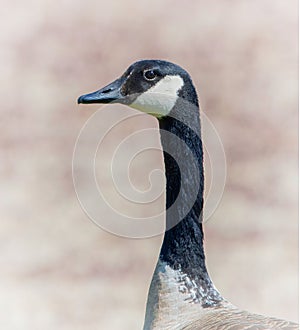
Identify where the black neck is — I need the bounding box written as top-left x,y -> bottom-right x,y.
157,99 -> 223,306
158,104 -> 205,274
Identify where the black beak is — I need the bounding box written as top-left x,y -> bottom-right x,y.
77,78 -> 124,104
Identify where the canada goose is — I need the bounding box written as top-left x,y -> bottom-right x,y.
78,60 -> 298,330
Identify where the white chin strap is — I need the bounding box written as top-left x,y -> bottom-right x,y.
129,75 -> 184,117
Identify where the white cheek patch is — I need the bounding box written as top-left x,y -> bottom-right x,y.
129,75 -> 184,117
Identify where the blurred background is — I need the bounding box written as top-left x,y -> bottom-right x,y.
1,0 -> 298,329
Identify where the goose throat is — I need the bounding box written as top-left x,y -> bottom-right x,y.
156,102 -> 224,308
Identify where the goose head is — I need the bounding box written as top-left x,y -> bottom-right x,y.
77,59 -> 198,118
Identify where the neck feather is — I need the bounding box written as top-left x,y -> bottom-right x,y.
157,99 -> 224,306
143,103 -> 226,330
159,111 -> 205,268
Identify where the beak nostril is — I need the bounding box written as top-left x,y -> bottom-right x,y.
102,88 -> 113,94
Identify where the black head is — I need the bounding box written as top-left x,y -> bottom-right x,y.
78,60 -> 199,117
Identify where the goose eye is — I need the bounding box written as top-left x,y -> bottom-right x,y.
143,70 -> 157,81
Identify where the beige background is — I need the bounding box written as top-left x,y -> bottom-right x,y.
1,0 -> 298,329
